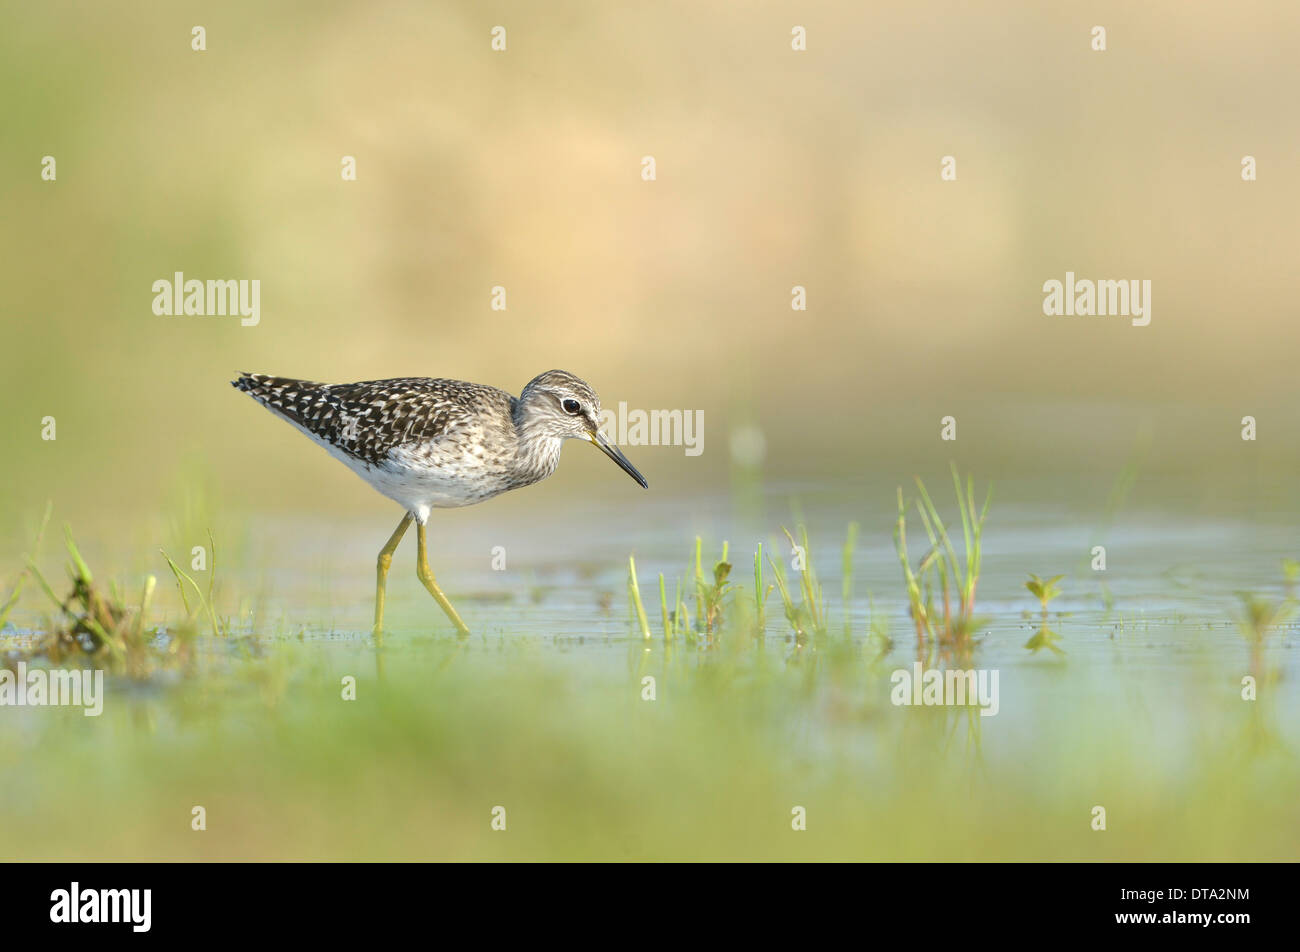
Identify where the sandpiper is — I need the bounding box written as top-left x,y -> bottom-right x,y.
233,369 -> 648,636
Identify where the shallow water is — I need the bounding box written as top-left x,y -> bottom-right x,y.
208,489 -> 1300,741
3,483 -> 1297,861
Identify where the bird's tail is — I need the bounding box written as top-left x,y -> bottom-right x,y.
232,371 -> 320,415
232,371 -> 306,400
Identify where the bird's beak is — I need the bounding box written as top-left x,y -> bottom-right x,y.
585,430 -> 648,489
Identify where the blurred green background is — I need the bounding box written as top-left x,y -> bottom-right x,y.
4,0 -> 1300,549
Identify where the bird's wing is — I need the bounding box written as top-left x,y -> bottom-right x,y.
233,374 -> 510,466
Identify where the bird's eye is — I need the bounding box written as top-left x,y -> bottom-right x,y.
562,399 -> 582,415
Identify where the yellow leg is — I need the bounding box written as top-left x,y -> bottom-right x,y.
374,513 -> 414,643
416,521 -> 470,636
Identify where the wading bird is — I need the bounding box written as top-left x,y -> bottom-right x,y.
233,370 -> 647,636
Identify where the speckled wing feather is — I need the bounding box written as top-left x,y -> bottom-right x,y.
232,373 -> 513,466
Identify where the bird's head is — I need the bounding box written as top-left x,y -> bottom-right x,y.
517,369 -> 648,488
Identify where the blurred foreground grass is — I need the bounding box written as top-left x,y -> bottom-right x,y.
2,618 -> 1297,861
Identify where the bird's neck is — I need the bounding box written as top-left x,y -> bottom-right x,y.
511,406 -> 563,486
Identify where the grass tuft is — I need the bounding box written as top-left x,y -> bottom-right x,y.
894,464 -> 991,662
11,524 -> 194,679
